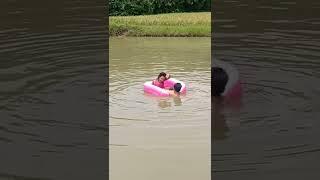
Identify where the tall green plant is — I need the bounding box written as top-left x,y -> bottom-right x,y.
109,0 -> 211,16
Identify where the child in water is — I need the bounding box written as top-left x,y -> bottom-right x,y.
152,72 -> 171,89
153,72 -> 181,96
167,83 -> 182,97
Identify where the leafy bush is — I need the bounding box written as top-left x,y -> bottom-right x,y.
109,0 -> 211,16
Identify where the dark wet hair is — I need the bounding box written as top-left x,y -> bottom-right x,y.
158,72 -> 167,80
174,83 -> 182,92
212,67 -> 228,96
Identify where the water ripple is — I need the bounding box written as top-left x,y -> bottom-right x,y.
213,0 -> 320,178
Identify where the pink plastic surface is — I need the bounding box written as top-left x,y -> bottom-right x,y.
224,80 -> 242,98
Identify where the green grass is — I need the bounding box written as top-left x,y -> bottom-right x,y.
109,12 -> 211,37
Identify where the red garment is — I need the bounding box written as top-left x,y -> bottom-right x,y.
153,80 -> 165,88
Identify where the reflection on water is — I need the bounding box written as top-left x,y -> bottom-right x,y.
172,96 -> 183,106
213,0 -> 320,179
212,97 -> 229,140
0,1 -> 107,179
109,37 -> 210,180
157,97 -> 182,108
144,94 -> 183,108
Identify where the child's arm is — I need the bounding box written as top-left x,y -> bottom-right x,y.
152,80 -> 157,85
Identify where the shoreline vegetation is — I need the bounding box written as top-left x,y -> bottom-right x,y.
109,12 -> 211,37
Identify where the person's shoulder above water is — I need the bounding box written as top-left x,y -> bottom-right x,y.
167,82 -> 182,96
167,89 -> 178,96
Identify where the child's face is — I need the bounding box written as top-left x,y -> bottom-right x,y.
159,76 -> 166,82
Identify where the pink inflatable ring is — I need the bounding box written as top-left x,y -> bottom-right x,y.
144,78 -> 187,97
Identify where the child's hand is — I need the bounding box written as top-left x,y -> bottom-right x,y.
166,74 -> 171,79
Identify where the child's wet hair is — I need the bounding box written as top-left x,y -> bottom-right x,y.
212,67 -> 229,96
174,83 -> 182,92
158,72 -> 167,80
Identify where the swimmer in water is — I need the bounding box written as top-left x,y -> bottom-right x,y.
212,67 -> 229,97
152,72 -> 171,89
167,83 -> 182,97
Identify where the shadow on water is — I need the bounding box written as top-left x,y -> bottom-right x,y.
213,0 -> 320,179
0,0 -> 107,179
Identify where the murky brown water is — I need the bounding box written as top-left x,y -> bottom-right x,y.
213,0 -> 320,179
0,1 -> 107,179
109,37 -> 211,180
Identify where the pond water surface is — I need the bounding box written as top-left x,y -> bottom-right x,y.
0,1 -> 107,179
109,37 -> 211,180
213,1 -> 320,179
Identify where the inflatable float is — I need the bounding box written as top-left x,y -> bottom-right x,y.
212,59 -> 242,98
144,78 -> 186,97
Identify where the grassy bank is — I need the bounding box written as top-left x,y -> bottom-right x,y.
109,12 -> 211,37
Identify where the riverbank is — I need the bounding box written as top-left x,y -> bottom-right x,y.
109,12 -> 211,37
